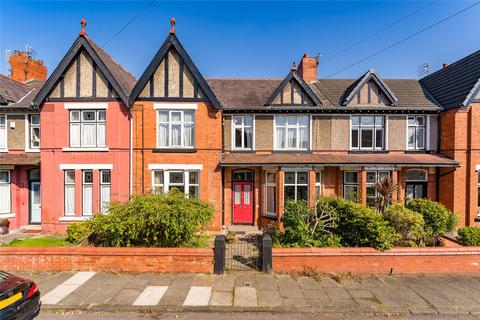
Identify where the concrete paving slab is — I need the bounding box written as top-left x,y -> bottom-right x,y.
124,273 -> 153,289
59,272 -> 112,306
159,286 -> 190,306
183,286 -> 212,306
209,291 -> 233,306
192,274 -> 214,287
149,274 -> 174,286
212,275 -> 235,292
133,286 -> 168,306
257,290 -> 282,308
168,274 -> 194,289
104,274 -> 132,287
62,272 -> 96,285
234,287 -> 257,307
234,273 -> 256,288
316,276 -> 342,288
41,272 -> 96,305
298,277 -> 321,291
303,289 -> 332,307
109,288 -> 143,305
81,285 -> 124,306
37,272 -> 76,295
255,274 -> 277,291
276,275 -> 303,298
282,297 -> 308,308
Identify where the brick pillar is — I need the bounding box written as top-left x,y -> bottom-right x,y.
309,170 -> 316,207
391,169 -> 399,204
359,168 -> 367,205
259,169 -> 266,228
254,167 -> 260,227
398,169 -> 406,204
427,168 -> 437,201
224,168 -> 232,226
277,169 -> 284,223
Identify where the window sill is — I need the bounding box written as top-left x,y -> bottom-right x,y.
264,214 -> 277,219
62,147 -> 109,152
0,213 -> 15,219
405,150 -> 430,154
272,150 -> 311,153
0,150 -> 9,153
59,216 -> 92,222
231,149 -> 255,153
348,150 -> 389,154
153,148 -> 196,153
25,149 -> 40,153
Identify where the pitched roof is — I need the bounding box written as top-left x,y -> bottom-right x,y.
221,152 -> 458,167
265,70 -> 321,106
0,75 -> 45,111
32,34 -> 136,108
130,33 -> 220,108
420,50 -> 480,110
340,69 -> 398,106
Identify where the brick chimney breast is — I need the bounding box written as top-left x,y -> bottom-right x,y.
9,51 -> 47,83
298,53 -> 318,82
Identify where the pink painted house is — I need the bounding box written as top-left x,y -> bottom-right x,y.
32,21 -> 136,232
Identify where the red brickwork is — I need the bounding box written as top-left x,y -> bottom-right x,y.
298,53 -> 318,82
273,247 -> 480,275
0,247 -> 213,273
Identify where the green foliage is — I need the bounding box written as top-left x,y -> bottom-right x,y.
66,222 -> 92,244
87,189 -> 214,247
324,196 -> 398,251
457,226 -> 480,246
384,205 -> 426,247
406,199 -> 457,237
269,200 -> 341,248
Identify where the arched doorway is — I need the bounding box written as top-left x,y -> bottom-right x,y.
232,170 -> 254,224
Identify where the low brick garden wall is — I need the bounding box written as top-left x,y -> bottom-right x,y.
0,247 -> 214,273
272,247 -> 480,275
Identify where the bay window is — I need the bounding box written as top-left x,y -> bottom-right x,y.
0,171 -> 11,213
343,171 -> 358,201
82,170 -> 93,216
265,172 -> 277,217
275,116 -> 309,150
233,116 -> 253,150
64,170 -> 75,216
366,170 -> 390,208
100,170 -> 111,213
152,170 -> 199,197
351,116 -> 384,150
407,116 -> 426,150
0,115 -> 6,150
157,110 -> 194,148
29,114 -> 40,149
315,172 -> 321,199
284,171 -> 308,201
69,110 -> 106,148
405,169 -> 428,203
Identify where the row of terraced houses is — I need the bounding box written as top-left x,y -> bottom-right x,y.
1,20 -> 480,233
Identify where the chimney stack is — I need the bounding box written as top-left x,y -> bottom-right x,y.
298,53 -> 318,82
9,50 -> 47,83
443,63 -> 449,68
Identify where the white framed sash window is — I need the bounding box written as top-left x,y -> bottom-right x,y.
157,110 -> 194,148
64,170 -> 75,216
69,110 -> 106,148
275,116 -> 309,150
0,170 -> 11,213
100,170 -> 111,213
152,170 -> 199,197
82,170 -> 93,216
0,115 -> 6,151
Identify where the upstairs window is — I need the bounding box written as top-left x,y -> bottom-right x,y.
69,110 -> 106,148
157,111 -> 194,148
29,114 -> 40,149
233,116 -> 253,150
0,115 -> 6,150
275,116 -> 309,150
351,116 -> 384,150
408,116 -> 426,150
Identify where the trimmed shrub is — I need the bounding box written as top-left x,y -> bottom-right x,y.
269,200 -> 341,248
323,196 -> 398,251
66,222 -> 91,244
457,226 -> 480,246
87,189 -> 214,247
406,199 -> 457,237
384,205 -> 426,247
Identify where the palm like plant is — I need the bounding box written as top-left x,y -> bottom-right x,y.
374,176 -> 398,214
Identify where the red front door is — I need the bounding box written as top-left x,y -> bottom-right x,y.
233,182 -> 253,224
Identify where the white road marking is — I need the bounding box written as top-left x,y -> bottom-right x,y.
41,272 -> 96,305
183,286 -> 212,306
133,286 -> 168,306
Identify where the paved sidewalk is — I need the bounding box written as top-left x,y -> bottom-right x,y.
14,271 -> 480,316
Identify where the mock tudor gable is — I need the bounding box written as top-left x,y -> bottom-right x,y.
130,31 -> 220,108
341,69 -> 398,107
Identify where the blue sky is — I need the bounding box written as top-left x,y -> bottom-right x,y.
0,1 -> 479,80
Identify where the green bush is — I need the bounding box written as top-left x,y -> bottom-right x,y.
269,200 -> 341,248
406,199 -> 457,237
384,205 -> 426,247
457,226 -> 480,246
323,196 -> 398,251
66,222 -> 92,244
87,189 -> 214,247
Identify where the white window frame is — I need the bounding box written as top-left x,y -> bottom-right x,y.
151,170 -> 200,197
366,170 -> 390,208
64,170 -> 75,216
156,110 -> 195,149
100,170 -> 111,214
28,114 -> 40,150
265,171 -> 277,218
315,171 -> 322,199
283,170 -> 309,202
343,171 -> 358,201
0,170 -> 11,214
477,172 -> 480,218
82,170 -> 93,216
274,115 -> 310,150
232,115 -> 254,150
405,169 -> 428,182
350,115 -> 385,150
0,115 -> 7,151
407,115 -> 427,150
69,110 -> 106,148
